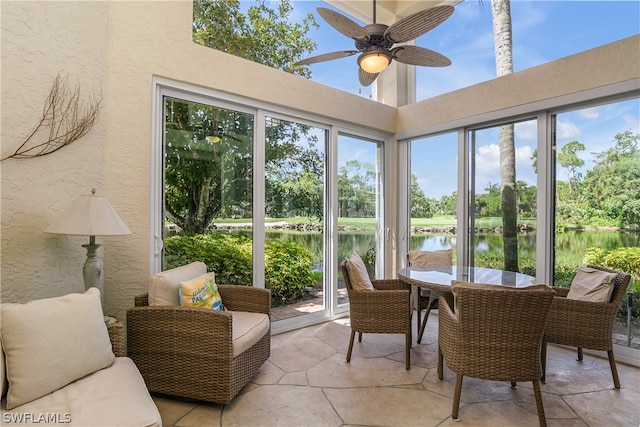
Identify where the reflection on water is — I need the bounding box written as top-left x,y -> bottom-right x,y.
264,229 -> 639,268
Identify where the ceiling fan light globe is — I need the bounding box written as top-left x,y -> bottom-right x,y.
358,51 -> 391,74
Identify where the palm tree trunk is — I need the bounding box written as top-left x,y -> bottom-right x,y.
491,0 -> 518,272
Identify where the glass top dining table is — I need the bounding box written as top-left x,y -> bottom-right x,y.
398,265 -> 538,294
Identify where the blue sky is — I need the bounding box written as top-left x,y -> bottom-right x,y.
248,1 -> 640,199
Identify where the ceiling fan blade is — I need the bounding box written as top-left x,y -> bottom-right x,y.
294,50 -> 358,66
358,68 -> 379,87
391,45 -> 451,67
384,5 -> 454,44
317,7 -> 369,41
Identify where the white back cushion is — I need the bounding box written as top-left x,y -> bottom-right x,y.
0,288 -> 115,409
149,261 -> 207,306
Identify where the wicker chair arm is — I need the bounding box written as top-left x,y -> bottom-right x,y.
107,322 -> 126,357
127,305 -> 234,356
551,287 -> 570,298
372,279 -> 410,291
217,285 -> 271,316
348,289 -> 410,307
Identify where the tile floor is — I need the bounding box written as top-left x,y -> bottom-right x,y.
152,313 -> 640,427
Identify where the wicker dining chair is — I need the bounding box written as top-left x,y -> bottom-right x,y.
340,256 -> 413,370
542,264 -> 631,389
407,249 -> 453,343
438,281 -> 555,427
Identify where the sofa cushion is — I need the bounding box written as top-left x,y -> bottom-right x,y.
179,272 -> 225,311
232,312 -> 270,358
0,288 -> 115,409
149,261 -> 207,306
346,251 -> 374,291
567,266 -> 617,303
0,357 -> 161,427
408,249 -> 452,267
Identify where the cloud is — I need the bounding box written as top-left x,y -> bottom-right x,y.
556,120 -> 582,140
515,120 -> 537,141
578,107 -> 600,120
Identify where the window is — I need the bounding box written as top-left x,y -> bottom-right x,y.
467,119 -> 537,275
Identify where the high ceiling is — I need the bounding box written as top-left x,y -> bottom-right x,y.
325,0 -> 463,25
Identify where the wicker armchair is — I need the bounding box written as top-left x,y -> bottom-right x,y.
542,265 -> 631,389
438,281 -> 555,427
340,259 -> 413,370
407,249 -> 453,344
127,285 -> 271,404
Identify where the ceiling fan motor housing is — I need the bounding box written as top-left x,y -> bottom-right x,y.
356,24 -> 393,51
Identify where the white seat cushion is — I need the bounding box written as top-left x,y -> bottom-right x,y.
1,357 -> 161,427
232,312 -> 270,358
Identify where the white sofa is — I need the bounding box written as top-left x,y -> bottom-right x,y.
1,288 -> 161,427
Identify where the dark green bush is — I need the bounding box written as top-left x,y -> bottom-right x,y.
164,232 -> 315,305
583,246 -> 640,321
264,238 -> 316,305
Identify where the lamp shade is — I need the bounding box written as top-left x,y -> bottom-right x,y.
45,194 -> 131,236
358,50 -> 392,74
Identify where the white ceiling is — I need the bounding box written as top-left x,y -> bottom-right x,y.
325,0 -> 463,25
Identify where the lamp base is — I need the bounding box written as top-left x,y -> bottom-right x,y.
82,242 -> 103,293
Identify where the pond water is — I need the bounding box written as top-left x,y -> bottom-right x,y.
265,230 -> 640,267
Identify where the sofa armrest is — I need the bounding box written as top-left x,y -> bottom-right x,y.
107,322 -> 126,357
218,285 -> 271,316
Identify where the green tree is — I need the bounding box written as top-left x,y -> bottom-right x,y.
581,131 -> 640,229
193,0 -> 318,77
166,1 -> 321,233
557,140 -> 585,198
410,174 -> 433,218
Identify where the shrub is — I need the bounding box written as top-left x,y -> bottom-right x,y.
583,246 -> 640,321
164,232 -> 315,305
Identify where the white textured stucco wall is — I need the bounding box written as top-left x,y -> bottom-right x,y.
1,1 -> 110,303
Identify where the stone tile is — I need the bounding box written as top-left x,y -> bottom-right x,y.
308,353 -> 427,388
174,402 -> 222,427
151,395 -> 198,426
509,384 -> 577,419
422,369 -> 512,403
325,387 -> 452,426
563,387 -> 640,427
541,357 -> 616,394
222,385 -> 342,427
251,359 -> 285,385
149,320 -> 640,427
279,370 -> 309,386
438,400 -> 547,427
269,334 -> 337,372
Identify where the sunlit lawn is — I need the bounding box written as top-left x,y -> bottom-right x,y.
260,215 -> 537,228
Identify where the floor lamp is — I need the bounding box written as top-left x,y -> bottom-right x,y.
45,189 -> 131,296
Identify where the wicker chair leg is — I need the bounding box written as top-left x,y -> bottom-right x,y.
608,350 -> 621,389
510,382 -> 517,388
417,296 -> 437,344
532,380 -> 547,427
358,331 -> 363,342
416,287 -> 423,337
452,374 -> 463,421
346,330 -> 356,362
405,332 -> 411,370
541,341 -> 547,383
577,347 -> 583,361
437,347 -> 444,380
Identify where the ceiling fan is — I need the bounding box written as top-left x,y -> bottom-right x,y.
294,1 -> 454,87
